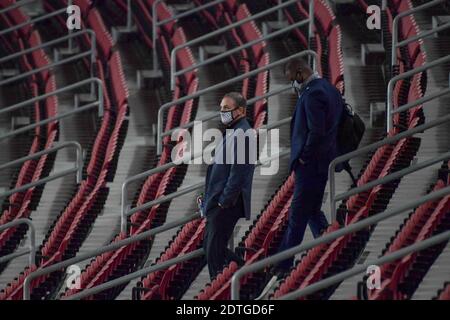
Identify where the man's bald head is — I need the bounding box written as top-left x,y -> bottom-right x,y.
284,58 -> 313,84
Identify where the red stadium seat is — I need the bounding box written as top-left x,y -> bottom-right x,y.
87,9 -> 114,60
236,4 -> 266,62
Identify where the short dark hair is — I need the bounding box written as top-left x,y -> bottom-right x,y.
284,58 -> 311,74
224,92 -> 247,109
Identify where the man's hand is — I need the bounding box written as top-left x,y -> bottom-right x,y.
197,194 -> 205,217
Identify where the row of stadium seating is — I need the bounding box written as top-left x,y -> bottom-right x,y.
0,0 -> 130,300
61,0 -> 203,299
352,0 -> 449,300
0,1 -> 59,273
366,166 -> 450,299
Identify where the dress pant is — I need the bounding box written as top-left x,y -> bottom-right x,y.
203,198 -> 244,280
277,162 -> 330,271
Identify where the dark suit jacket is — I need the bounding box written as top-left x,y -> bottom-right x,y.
290,78 -> 344,175
204,118 -> 255,220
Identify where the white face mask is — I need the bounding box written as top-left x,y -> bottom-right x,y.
292,79 -> 303,96
292,70 -> 304,96
292,79 -> 303,90
220,111 -> 234,125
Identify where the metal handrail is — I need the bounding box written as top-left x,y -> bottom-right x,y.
391,0 -> 448,71
23,212 -> 201,300
329,113 -> 450,222
230,185 -> 450,300
151,0 -> 227,71
0,7 -> 67,37
0,77 -> 104,117
0,141 -> 83,199
125,0 -> 133,30
0,219 -> 36,267
394,87 -> 450,115
279,230 -> 450,300
0,0 -> 36,15
0,79 -> 104,141
65,0 -> 75,52
0,101 -> 101,141
161,84 -> 291,139
63,249 -> 204,300
0,49 -> 96,88
329,54 -> 450,220
157,50 -> 318,155
0,29 -> 96,68
169,0 -> 315,90
333,150 -> 450,212
386,54 -> 450,132
170,12 -> 313,90
61,147 -> 291,300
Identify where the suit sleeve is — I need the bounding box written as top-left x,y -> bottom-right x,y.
218,133 -> 255,209
300,89 -> 328,163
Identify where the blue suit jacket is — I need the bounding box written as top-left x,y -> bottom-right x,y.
290,78 -> 344,175
204,118 -> 255,220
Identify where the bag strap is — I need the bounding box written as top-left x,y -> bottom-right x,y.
343,162 -> 358,188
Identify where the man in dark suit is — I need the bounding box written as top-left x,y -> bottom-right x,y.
202,92 -> 256,280
275,58 -> 344,275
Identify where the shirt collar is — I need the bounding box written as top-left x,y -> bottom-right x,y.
297,72 -> 321,97
303,71 -> 321,87
227,116 -> 246,129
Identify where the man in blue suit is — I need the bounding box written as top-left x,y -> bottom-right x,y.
201,92 -> 256,280
275,58 -> 344,275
